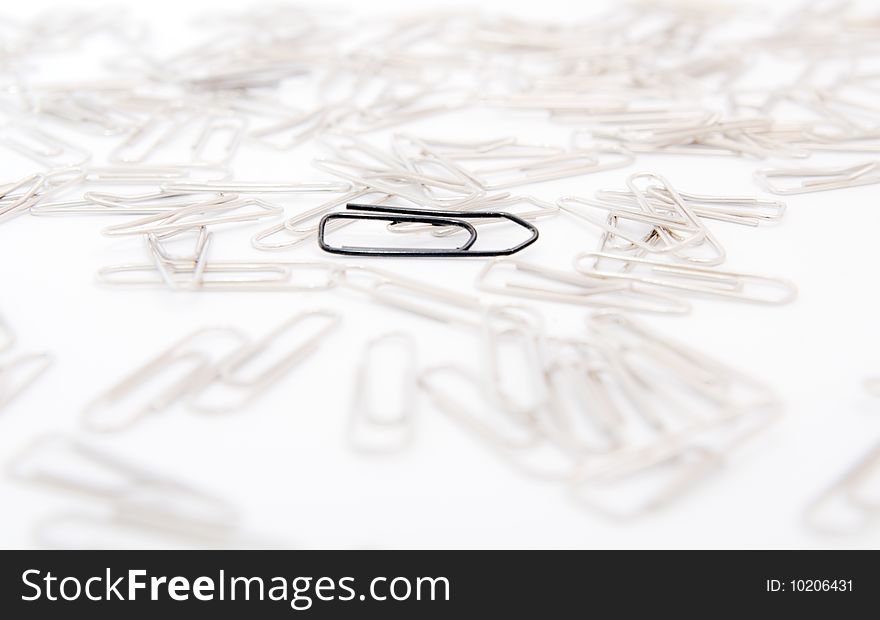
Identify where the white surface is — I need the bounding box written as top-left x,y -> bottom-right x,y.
1,0 -> 880,550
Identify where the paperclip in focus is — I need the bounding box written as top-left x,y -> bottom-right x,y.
318,203 -> 539,257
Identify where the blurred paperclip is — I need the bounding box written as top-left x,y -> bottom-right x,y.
573,252 -> 798,305
476,258 -> 691,314
187,309 -> 341,413
98,228 -> 343,292
319,203 -> 539,257
418,364 -> 574,482
66,164 -> 232,184
191,114 -> 247,164
348,332 -> 418,454
81,327 -> 248,432
0,123 -> 91,168
755,160 -> 880,194
162,180 -> 352,194
804,441 -> 880,535
0,353 -> 53,412
336,265 -> 485,328
482,305 -> 548,421
0,316 -> 13,352
0,316 -> 53,412
8,434 -> 241,546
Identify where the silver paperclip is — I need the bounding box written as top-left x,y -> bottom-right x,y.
8,434 -> 239,539
569,444 -> 722,520
804,441 -> 880,535
0,353 -> 53,411
477,258 -> 692,314
101,197 -> 282,237
348,332 -> 418,454
81,327 -> 248,432
0,123 -> 91,167
192,114 -> 247,164
573,252 -> 798,305
482,305 -> 548,421
755,161 -> 880,194
419,364 -> 576,481
337,265 -> 486,327
188,309 -> 341,413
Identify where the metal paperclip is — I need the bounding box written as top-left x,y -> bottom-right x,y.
0,315 -> 13,352
542,350 -> 623,455
755,161 -> 880,194
101,197 -> 282,237
476,258 -> 691,314
192,114 -> 247,164
348,332 -> 418,454
162,180 -> 352,194
482,305 -> 548,421
594,186 -> 786,227
318,203 -> 539,257
0,173 -> 45,221
419,364 -> 576,481
337,265 -> 485,328
110,108 -> 193,163
8,434 -> 239,539
573,252 -> 798,305
804,441 -> 880,535
0,353 -> 53,411
0,123 -> 91,167
80,164 -> 231,184
99,260 -> 342,292
187,309 -> 341,413
81,327 -> 248,431
569,444 -> 722,520
251,188 -> 371,251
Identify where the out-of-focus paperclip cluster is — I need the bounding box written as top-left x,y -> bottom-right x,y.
7,435 -> 245,548
80,310 -> 340,431
420,311 -> 779,519
0,316 -> 52,412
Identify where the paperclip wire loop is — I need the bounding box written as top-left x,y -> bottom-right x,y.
348,331 -> 418,454
80,327 -> 249,432
573,251 -> 798,305
318,203 -> 539,257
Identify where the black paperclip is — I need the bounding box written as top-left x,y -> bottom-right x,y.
317,203 -> 539,257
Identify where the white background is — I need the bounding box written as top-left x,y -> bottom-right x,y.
1,0 -> 880,549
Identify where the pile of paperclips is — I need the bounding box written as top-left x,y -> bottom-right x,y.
3,1 -> 880,544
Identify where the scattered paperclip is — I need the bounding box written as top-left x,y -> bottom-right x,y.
8,434 -> 241,543
81,327 -> 248,432
573,252 -> 798,305
755,161 -> 880,194
348,332 -> 418,454
318,203 -> 539,257
187,309 -> 341,413
476,258 -> 692,314
804,441 -> 880,535
0,353 -> 54,412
